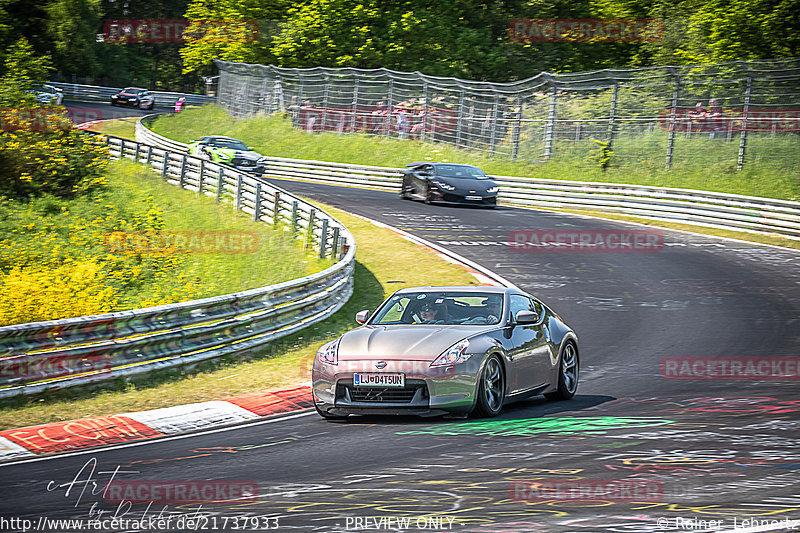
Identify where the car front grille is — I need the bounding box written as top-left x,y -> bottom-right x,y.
336,379 -> 428,404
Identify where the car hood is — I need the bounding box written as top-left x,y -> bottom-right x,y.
217,149 -> 263,160
337,325 -> 491,361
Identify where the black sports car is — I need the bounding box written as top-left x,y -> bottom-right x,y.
401,162 -> 499,207
110,87 -> 155,109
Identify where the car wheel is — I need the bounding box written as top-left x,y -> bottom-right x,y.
147,101 -> 154,110
545,341 -> 579,401
314,396 -> 348,421
474,354 -> 505,417
423,184 -> 432,205
400,180 -> 411,200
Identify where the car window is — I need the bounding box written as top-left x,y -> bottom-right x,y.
371,291 -> 503,325
211,139 -> 248,150
510,294 -> 539,322
435,165 -> 488,179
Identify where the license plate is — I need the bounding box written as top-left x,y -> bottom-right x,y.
465,195 -> 483,201
353,373 -> 404,387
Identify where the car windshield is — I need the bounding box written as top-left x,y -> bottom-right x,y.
435,165 -> 488,179
211,139 -> 249,150
122,88 -> 141,94
371,291 -> 504,326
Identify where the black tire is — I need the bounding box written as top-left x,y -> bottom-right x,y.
314,396 -> 348,421
473,354 -> 505,417
423,184 -> 432,205
400,179 -> 411,200
545,341 -> 579,401
147,101 -> 154,110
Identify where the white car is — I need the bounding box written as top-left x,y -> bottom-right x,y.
27,84 -> 64,105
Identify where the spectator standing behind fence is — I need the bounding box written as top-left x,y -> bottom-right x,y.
687,101 -> 708,132
707,98 -> 725,139
396,106 -> 410,139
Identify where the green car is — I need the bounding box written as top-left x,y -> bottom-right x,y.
188,136 -> 267,176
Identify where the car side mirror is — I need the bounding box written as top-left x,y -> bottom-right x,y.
247,146 -> 255,151
355,310 -> 371,324
515,310 -> 539,324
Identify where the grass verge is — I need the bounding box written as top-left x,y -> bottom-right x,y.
150,105 -> 799,201
0,206 -> 480,430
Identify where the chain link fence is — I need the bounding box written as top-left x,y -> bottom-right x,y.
214,58 -> 800,171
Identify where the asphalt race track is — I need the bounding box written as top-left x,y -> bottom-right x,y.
3,107 -> 799,532
65,99 -> 174,124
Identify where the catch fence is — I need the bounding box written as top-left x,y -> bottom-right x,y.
215,58 -> 800,171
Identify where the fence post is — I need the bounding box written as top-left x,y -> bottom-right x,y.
273,191 -> 281,227
489,91 -> 500,157
291,201 -> 299,237
235,175 -> 243,210
422,79 -> 429,142
456,88 -> 465,148
253,182 -> 262,222
385,77 -> 394,136
161,152 -> 169,177
321,74 -> 330,131
198,160 -> 205,195
133,142 -> 140,163
304,208 -> 316,250
120,138 -> 126,158
331,227 -> 340,258
351,76 -> 359,131
512,96 -> 524,160
146,145 -> 152,165
736,72 -> 753,171
319,218 -> 329,259
607,79 -> 619,153
216,167 -> 225,203
543,77 -> 558,160
179,155 -> 187,188
665,68 -> 681,169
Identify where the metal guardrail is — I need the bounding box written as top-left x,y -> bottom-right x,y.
136,116 -> 800,240
48,81 -> 216,106
0,135 -> 356,398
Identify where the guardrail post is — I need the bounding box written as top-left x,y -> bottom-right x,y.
291,200 -> 299,237
512,96 -> 523,160
304,208 -> 316,250
179,155 -> 187,188
665,68 -> 681,169
235,175 -> 243,210
736,71 -> 753,171
273,191 -> 281,227
253,182 -> 262,222
331,227 -> 340,258
146,145 -> 153,165
216,167 -> 225,203
162,152 -> 169,177
120,138 -> 126,158
544,77 -> 558,160
133,142 -> 140,163
319,218 -> 329,258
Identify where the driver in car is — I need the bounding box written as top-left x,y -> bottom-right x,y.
419,301 -> 444,324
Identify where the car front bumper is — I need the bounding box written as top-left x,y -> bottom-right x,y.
430,190 -> 497,206
312,359 -> 479,417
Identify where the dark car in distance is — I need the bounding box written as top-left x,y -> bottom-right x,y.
110,87 -> 155,109
401,162 -> 499,207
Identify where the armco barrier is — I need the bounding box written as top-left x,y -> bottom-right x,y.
0,135 -> 355,398
137,116 -> 800,240
48,81 -> 215,107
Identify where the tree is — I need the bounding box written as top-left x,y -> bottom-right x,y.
46,0 -> 102,79
0,37 -> 53,105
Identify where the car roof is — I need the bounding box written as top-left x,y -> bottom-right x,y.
392,285 -> 511,295
122,87 -> 146,91
207,136 -> 244,142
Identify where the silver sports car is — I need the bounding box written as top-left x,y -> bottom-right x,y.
312,286 -> 579,419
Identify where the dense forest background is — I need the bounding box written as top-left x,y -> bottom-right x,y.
1,0 -> 797,92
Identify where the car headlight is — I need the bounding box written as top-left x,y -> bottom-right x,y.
432,180 -> 455,191
486,186 -> 499,194
431,339 -> 471,367
317,338 -> 340,365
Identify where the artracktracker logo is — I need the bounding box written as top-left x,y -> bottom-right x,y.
103,231 -> 260,255
102,19 -> 259,44
509,229 -> 664,253
103,481 -> 258,504
661,357 -> 800,380
509,479 -> 663,502
509,18 -> 664,42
